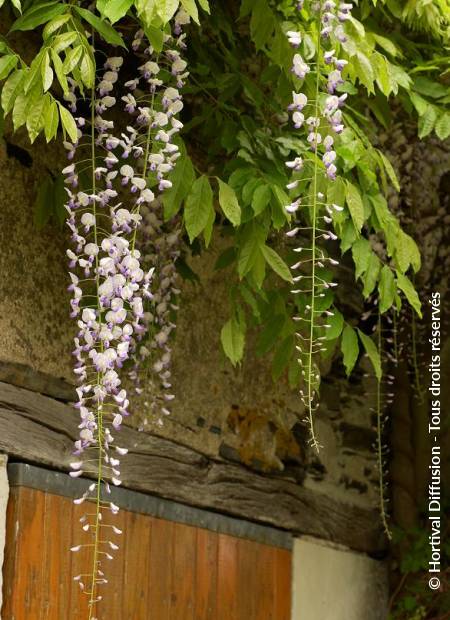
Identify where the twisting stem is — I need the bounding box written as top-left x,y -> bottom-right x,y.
376,310 -> 391,539
306,9 -> 322,453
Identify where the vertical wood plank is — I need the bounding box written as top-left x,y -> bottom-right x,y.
254,543 -> 275,620
96,506 -> 126,619
2,483 -> 291,620
41,493 -> 73,620
217,533 -> 238,620
236,538 -> 257,620
195,528 -> 218,620
70,499 -> 97,619
1,487 -> 20,620
122,510 -> 151,619
273,547 -> 292,620
13,487 -> 46,620
148,517 -> 173,620
169,522 -> 196,620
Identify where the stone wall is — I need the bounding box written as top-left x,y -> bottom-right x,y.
0,132 -> 382,515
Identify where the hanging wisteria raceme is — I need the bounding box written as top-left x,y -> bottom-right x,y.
284,0 -> 352,451
64,55 -> 152,615
63,10 -> 189,616
129,199 -> 182,428
121,11 -> 189,424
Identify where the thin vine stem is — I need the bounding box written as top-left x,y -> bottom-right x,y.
87,49 -> 104,616
376,310 -> 392,540
306,7 -> 322,453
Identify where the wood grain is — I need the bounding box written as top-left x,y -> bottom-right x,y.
123,510 -> 151,619
148,517 -> 173,620
195,528 -> 218,620
3,487 -> 294,620
169,522 -> 196,620
217,534 -> 239,620
0,380 -> 385,554
273,548 -> 292,620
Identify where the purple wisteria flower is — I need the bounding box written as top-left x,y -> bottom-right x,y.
65,9 -> 190,607
282,0 -> 353,449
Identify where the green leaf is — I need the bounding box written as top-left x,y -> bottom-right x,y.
0,55 -> 18,81
237,222 -> 265,280
74,7 -> 126,48
251,184 -> 271,215
363,253 -> 381,298
395,230 -> 421,273
43,13 -> 71,39
181,0 -> 199,23
373,33 -> 400,57
23,50 -> 44,94
396,272 -> 422,317
79,51 -> 95,89
217,178 -> 241,226
163,153 -> 195,220
378,152 -> 400,192
413,77 -> 448,99
57,102 -> 78,142
240,0 -> 256,17
272,335 -> 294,381
41,51 -> 53,92
221,317 -> 245,366
12,91 -> 28,131
388,64 -> 412,90
63,45 -> 83,74
418,105 -> 437,139
197,0 -> 210,12
325,309 -> 344,341
44,99 -> 59,142
144,25 -> 164,53
10,1 -> 66,31
51,31 -> 78,54
327,177 -> 346,211
355,51 -> 375,93
410,92 -> 428,116
371,52 -> 391,96
379,265 -> 395,313
103,0 -> 133,23
346,181 -> 364,231
1,69 -> 25,115
26,94 -> 47,143
357,329 -> 382,380
50,48 -> 68,95
351,237 -> 371,280
256,314 -> 285,356
250,0 -> 275,50
260,245 -> 292,283
155,0 -> 179,22
435,113 -> 450,141
341,325 -> 359,376
184,175 -> 214,242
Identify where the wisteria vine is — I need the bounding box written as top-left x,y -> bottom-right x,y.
285,0 -> 352,451
64,10 -> 189,614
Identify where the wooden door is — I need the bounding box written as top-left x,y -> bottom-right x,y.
2,485 -> 292,619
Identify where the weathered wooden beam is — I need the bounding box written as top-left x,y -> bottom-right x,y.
0,380 -> 385,554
